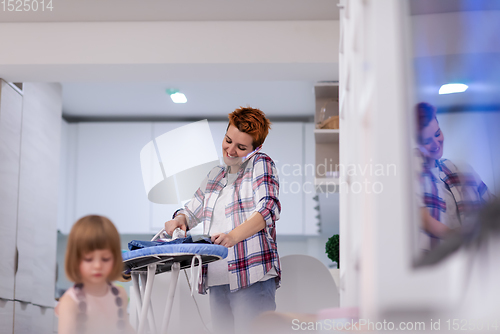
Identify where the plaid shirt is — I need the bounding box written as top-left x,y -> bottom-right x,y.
174,152 -> 281,294
420,158 -> 493,240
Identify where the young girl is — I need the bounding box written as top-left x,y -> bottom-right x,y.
57,215 -> 135,334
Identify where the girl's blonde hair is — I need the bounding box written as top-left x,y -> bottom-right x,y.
65,215 -> 123,283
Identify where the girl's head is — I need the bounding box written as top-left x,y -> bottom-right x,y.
65,215 -> 123,283
223,107 -> 271,170
416,102 -> 444,161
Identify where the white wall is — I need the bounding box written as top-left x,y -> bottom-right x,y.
438,111 -> 500,195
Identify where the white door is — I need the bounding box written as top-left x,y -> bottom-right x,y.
0,299 -> 14,334
15,83 -> 62,307
0,81 -> 23,301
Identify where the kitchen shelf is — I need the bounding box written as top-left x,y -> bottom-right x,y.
314,82 -> 340,193
314,177 -> 340,193
314,129 -> 340,143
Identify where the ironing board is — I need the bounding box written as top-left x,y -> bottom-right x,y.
122,243 -> 228,334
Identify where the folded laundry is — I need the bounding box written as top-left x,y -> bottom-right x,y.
128,235 -> 212,251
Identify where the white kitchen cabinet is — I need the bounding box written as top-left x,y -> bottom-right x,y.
0,82 -> 61,332
13,302 -> 32,334
32,305 -> 55,334
15,83 -> 62,307
0,81 -> 22,300
12,302 -> 54,334
74,122 -> 153,234
263,122 -> 304,235
0,299 -> 14,333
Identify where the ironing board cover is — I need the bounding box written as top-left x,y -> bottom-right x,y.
122,244 -> 228,274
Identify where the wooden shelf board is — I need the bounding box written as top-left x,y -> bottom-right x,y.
314,129 -> 340,143
314,177 -> 340,193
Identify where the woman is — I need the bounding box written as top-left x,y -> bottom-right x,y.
164,107 -> 281,334
416,102 -> 494,249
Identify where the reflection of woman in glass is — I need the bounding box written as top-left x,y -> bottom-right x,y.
164,107 -> 281,334
416,102 -> 495,249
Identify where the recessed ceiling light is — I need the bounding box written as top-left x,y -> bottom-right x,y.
439,83 -> 468,95
166,89 -> 187,103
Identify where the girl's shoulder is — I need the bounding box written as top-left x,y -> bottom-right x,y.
55,287 -> 78,317
111,283 -> 129,305
60,286 -> 79,303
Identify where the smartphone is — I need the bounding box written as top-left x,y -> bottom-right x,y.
242,145 -> 262,163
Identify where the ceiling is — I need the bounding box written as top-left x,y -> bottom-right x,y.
62,81 -> 321,120
3,1 -> 499,119
410,6 -> 500,112
3,0 -> 499,23
2,0 -> 499,23
414,53 -> 500,112
0,0 -> 340,119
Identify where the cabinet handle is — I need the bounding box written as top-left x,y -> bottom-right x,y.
15,247 -> 19,275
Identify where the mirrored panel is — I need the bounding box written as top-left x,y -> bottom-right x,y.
408,0 -> 500,266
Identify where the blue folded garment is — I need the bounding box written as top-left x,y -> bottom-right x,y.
128,235 -> 212,251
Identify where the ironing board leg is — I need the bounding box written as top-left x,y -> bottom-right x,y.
140,273 -> 158,334
160,262 -> 180,333
138,264 -> 157,334
131,273 -> 142,331
139,274 -> 147,332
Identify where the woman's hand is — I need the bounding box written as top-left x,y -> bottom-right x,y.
211,212 -> 266,248
211,233 -> 237,248
421,208 -> 450,238
164,214 -> 187,236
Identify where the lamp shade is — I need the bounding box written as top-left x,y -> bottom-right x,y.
140,120 -> 219,204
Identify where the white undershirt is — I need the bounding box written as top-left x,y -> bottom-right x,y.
207,173 -> 237,287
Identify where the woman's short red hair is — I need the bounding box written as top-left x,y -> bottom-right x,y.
416,102 -> 437,132
416,102 -> 438,143
228,107 -> 271,149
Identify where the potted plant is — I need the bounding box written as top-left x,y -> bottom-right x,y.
325,234 -> 340,287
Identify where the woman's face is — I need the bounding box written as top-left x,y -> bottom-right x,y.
420,118 -> 444,161
222,125 -> 254,171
